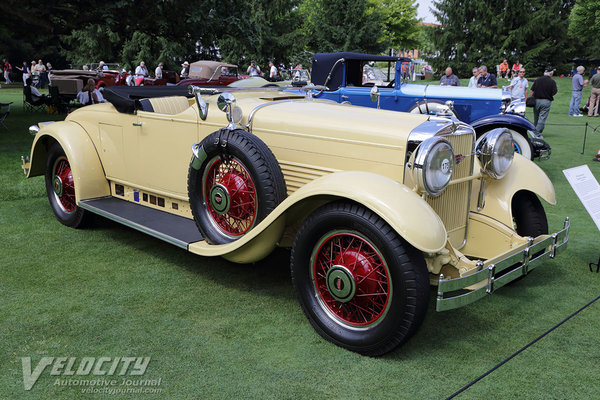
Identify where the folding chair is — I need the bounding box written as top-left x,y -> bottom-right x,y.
48,85 -> 69,113
0,102 -> 12,130
23,86 -> 47,112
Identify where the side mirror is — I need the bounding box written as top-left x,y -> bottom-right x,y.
217,92 -> 236,112
370,86 -> 381,109
195,92 -> 208,121
217,92 -> 242,130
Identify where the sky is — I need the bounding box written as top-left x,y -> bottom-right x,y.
415,0 -> 437,24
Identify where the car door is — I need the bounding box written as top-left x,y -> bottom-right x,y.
133,106 -> 199,197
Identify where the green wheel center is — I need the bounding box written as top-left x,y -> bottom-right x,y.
209,184 -> 230,215
326,266 -> 356,303
53,176 -> 63,196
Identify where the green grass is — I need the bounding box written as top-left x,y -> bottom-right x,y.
1,78 -> 600,399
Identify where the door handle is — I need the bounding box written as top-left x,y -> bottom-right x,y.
132,122 -> 142,126
341,95 -> 349,100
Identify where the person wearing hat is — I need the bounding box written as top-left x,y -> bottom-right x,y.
587,67 -> 600,117
99,61 -> 108,71
181,61 -> 190,79
155,62 -> 164,79
530,67 -> 558,133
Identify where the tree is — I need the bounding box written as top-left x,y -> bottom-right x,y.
300,0 -> 387,54
217,0 -> 304,68
369,0 -> 421,51
568,0 -> 600,59
428,0 -> 575,76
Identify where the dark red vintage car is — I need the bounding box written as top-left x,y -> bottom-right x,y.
49,69 -> 128,102
176,61 -> 245,87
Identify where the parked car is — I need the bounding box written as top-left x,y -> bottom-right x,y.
308,52 -> 550,160
23,85 -> 569,356
49,69 -> 129,101
177,60 -> 245,87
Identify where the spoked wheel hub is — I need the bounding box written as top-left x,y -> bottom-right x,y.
312,232 -> 391,328
52,157 -> 76,213
203,157 -> 258,237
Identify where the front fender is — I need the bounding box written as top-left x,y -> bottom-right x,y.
471,113 -> 536,134
472,154 -> 555,227
188,171 -> 447,263
28,121 -> 110,202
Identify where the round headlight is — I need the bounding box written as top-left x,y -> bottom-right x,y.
477,129 -> 514,179
412,137 -> 454,197
504,100 -> 526,115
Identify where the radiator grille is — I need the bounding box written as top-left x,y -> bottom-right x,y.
427,130 -> 474,246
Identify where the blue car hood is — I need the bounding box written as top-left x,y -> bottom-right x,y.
400,83 -> 503,101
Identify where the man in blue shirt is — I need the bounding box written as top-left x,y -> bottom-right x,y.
477,65 -> 497,88
569,66 -> 587,116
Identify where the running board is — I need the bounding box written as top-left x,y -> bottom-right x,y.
79,197 -> 204,249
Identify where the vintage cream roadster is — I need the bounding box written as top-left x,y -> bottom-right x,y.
24,85 -> 569,356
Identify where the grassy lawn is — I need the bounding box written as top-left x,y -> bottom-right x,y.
1,78 -> 600,399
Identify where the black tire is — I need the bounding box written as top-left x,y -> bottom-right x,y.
45,142 -> 90,228
408,99 -> 458,118
290,201 -> 429,356
512,191 -> 548,237
188,129 -> 286,244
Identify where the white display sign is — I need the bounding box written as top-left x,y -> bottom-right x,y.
563,165 -> 600,231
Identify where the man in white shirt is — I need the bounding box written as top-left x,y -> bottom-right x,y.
508,69 -> 529,101
155,63 -> 163,79
468,67 -> 479,88
134,61 -> 148,85
268,61 -> 277,81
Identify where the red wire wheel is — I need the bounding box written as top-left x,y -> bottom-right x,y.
44,142 -> 89,228
51,156 -> 77,213
202,156 -> 258,237
311,231 -> 391,327
188,129 -> 287,245
291,201 -> 429,356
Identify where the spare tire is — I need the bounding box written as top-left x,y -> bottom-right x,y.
188,129 -> 287,244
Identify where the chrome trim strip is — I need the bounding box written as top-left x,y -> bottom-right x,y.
436,217 -> 570,312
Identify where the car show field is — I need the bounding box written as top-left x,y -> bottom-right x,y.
1,76 -> 599,398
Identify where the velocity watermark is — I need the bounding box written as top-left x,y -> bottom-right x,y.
21,356 -> 162,394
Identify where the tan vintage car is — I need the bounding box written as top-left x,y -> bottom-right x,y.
23,85 -> 569,356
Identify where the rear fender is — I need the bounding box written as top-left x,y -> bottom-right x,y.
28,121 -> 110,202
472,154 -> 555,226
189,171 -> 447,263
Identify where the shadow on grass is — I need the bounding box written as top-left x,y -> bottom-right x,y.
90,214 -> 294,300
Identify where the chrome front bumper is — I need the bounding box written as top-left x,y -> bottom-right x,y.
436,218 -> 570,311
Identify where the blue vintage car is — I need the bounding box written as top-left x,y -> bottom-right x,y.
307,52 -> 549,159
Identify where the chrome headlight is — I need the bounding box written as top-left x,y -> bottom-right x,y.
477,129 -> 514,179
504,99 -> 526,115
412,137 -> 454,197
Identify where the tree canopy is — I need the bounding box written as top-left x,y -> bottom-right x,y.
428,0 -> 575,76
568,0 -> 600,59
1,0 -> 423,73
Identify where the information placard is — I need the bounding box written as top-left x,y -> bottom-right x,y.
563,165 -> 600,231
